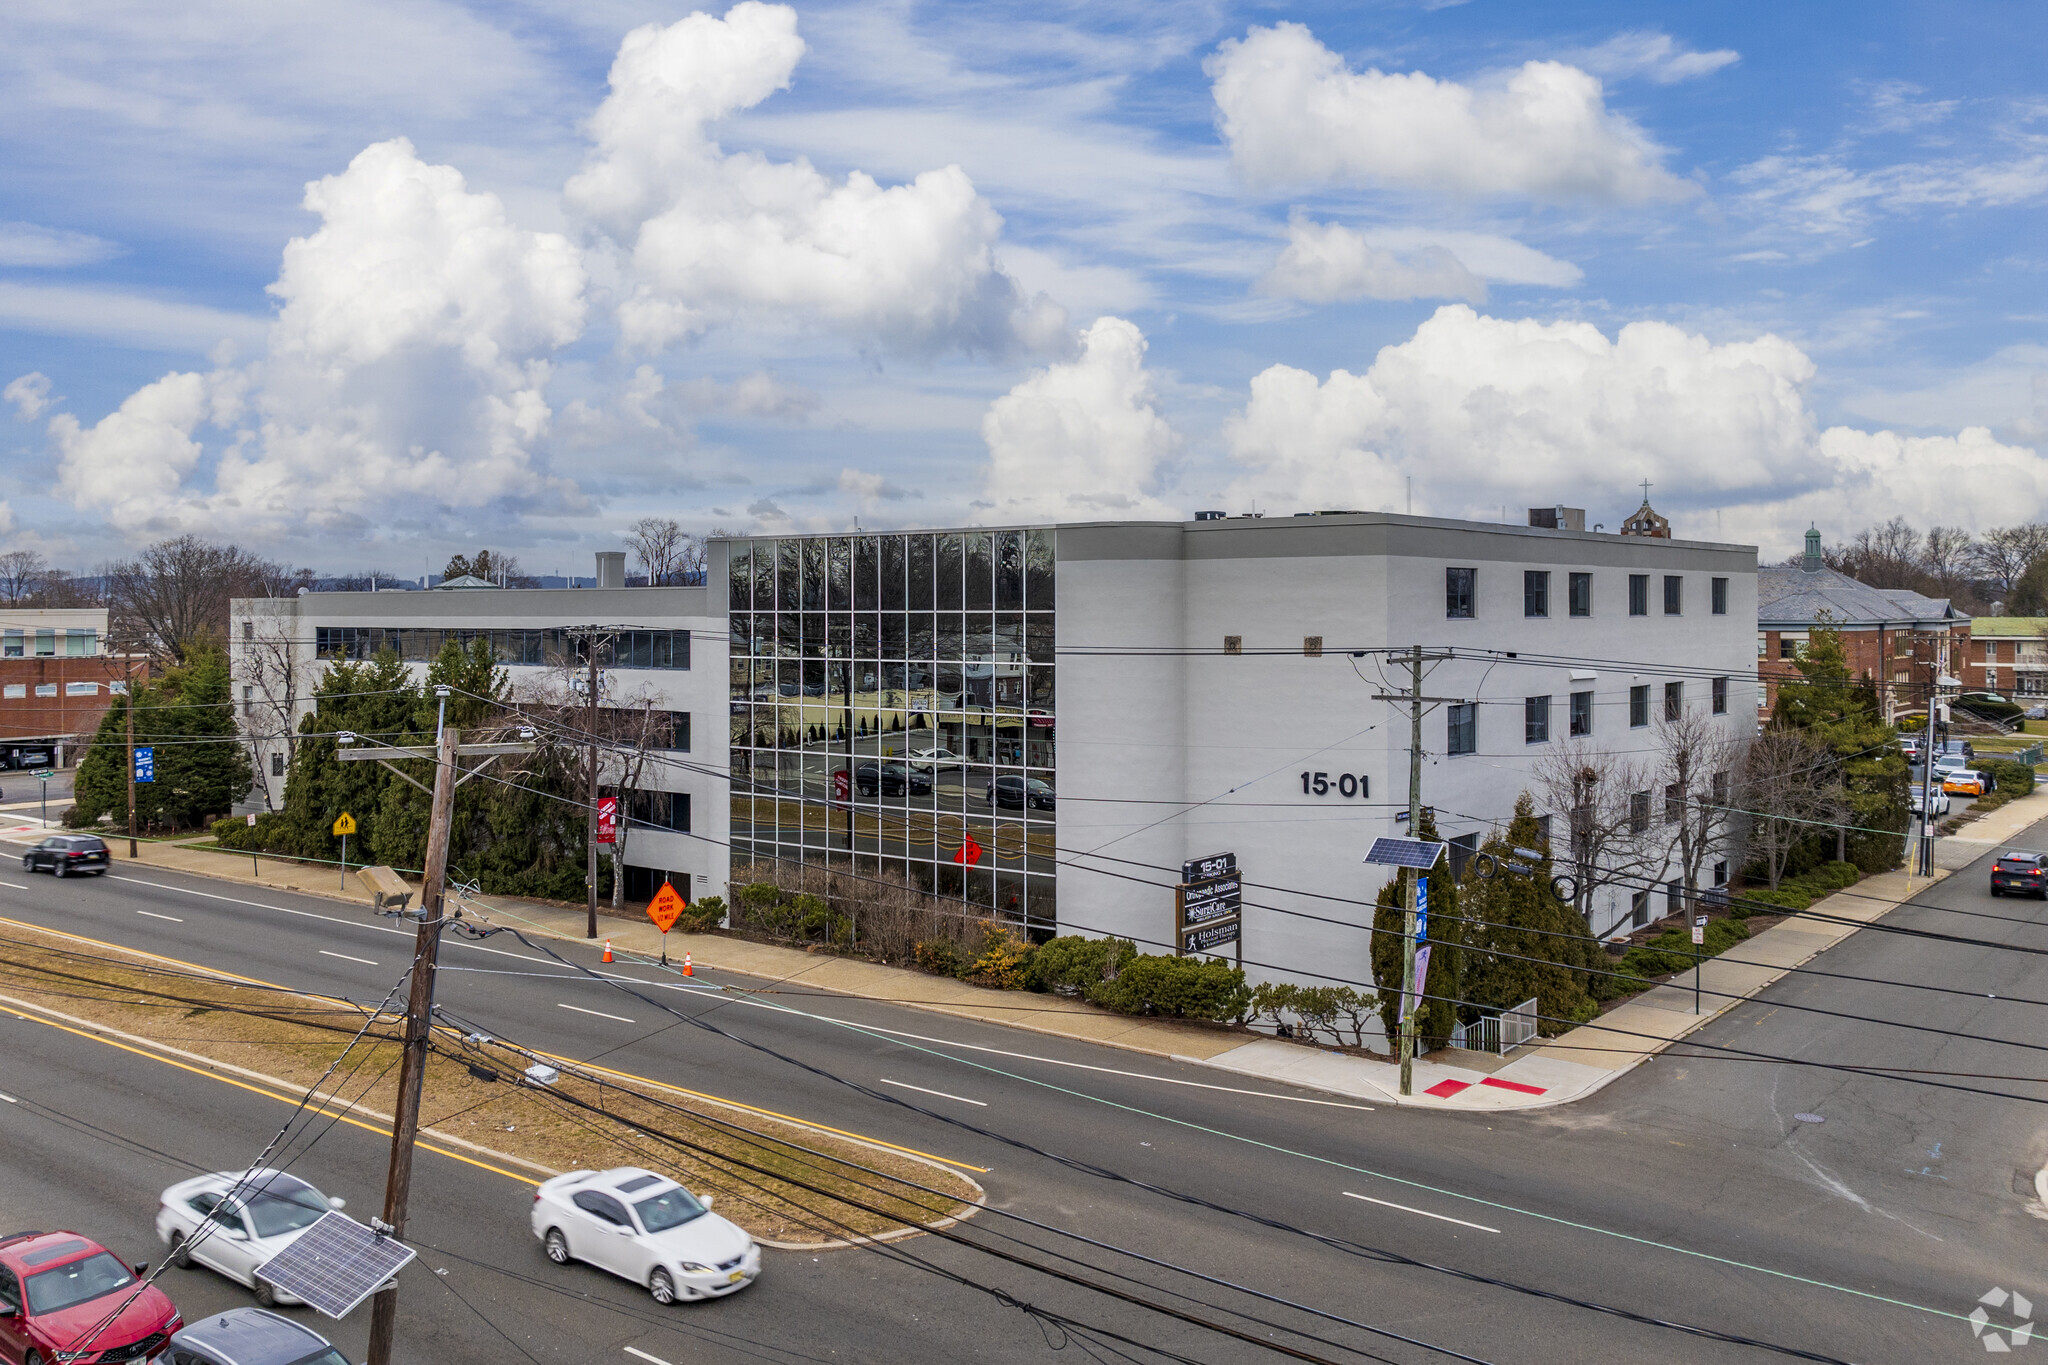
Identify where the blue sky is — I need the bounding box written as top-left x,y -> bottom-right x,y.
1,0 -> 2043,574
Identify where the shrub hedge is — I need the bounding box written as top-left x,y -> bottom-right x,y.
1736,860 -> 1860,915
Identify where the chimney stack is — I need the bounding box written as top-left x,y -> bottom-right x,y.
595,551 -> 626,589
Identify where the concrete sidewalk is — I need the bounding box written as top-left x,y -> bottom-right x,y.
11,789 -> 2039,1114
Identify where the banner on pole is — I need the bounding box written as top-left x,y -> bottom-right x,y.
595,795 -> 618,845
1403,943 -> 1433,1021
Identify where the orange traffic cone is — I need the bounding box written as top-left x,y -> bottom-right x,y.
602,939 -> 613,963
683,952 -> 694,977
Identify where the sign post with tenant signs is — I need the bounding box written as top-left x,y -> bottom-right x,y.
1175,851 -> 1241,971
646,881 -> 687,965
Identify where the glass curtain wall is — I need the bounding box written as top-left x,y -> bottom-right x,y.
729,530 -> 1056,929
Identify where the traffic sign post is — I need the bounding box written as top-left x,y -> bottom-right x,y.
1693,912 -> 1709,1015
333,812 -> 356,888
646,880 -> 687,965
35,769 -> 50,829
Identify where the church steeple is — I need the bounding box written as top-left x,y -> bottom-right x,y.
1803,524 -> 1822,571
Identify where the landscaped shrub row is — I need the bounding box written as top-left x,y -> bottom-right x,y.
1738,860 -> 1861,913
1615,917 -> 1750,982
911,926 -> 1249,1021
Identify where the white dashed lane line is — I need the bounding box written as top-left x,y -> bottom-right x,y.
1343,1190 -> 1500,1234
878,1078 -> 988,1107
136,911 -> 183,922
557,1003 -> 636,1024
318,949 -> 378,966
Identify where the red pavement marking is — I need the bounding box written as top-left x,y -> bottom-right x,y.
1479,1077 -> 1547,1095
1424,1079 -> 1471,1098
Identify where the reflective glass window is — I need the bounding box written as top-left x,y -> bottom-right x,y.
729,543 -> 751,610
995,531 -> 1024,608
937,535 -> 963,610
1025,529 -> 1055,610
964,534 -> 993,610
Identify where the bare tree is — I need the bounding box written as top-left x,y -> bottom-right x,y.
1738,727 -> 1841,889
625,518 -> 687,586
235,613 -> 306,811
109,536 -> 312,662
1921,525 -> 1974,597
329,568 -> 400,592
1973,525 -> 2048,600
1655,703 -> 1743,909
0,549 -> 47,601
1534,738 -> 1659,935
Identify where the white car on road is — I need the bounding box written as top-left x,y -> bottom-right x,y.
906,747 -> 962,771
532,1167 -> 759,1303
156,1169 -> 346,1306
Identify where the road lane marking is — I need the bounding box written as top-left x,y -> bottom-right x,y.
557,1003 -> 636,1024
1343,1191 -> 1499,1234
136,911 -> 183,922
878,1078 -> 987,1107
624,1350 -> 674,1365
0,1092 -> 16,1103
319,949 -> 377,965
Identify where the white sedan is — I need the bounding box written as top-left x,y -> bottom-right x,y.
156,1169 -> 345,1306
532,1167 -> 760,1303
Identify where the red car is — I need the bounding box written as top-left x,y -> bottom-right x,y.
0,1231 -> 180,1364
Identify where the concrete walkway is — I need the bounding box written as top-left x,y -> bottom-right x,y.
19,788 -> 2043,1114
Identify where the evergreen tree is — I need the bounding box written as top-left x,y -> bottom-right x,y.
1371,808 -> 1463,1049
1459,794 -> 1602,1029
70,642 -> 249,831
1772,616 -> 1908,871
275,651 -> 417,861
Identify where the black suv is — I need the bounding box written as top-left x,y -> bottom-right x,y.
987,775 -> 1055,810
855,762 -> 931,797
23,835 -> 109,877
1992,851 -> 2047,898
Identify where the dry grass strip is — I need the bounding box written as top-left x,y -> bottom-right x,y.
0,923 -> 981,1247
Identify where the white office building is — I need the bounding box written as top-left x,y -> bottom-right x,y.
239,508 -> 1756,992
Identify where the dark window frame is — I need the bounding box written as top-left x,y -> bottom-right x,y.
1629,684 -> 1649,728
1447,702 -> 1477,755
1525,695 -> 1552,745
1665,680 -> 1683,721
1628,574 -> 1648,616
1712,676 -> 1728,715
1568,572 -> 1592,617
1569,690 -> 1593,736
1711,577 -> 1728,615
1446,567 -> 1476,619
1663,575 -> 1683,616
1523,570 -> 1550,618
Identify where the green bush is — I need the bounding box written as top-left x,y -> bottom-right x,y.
1030,935 -> 1138,995
1981,758 -> 2036,796
1738,887 -> 1811,914
1958,697 -> 2026,724
675,895 -> 727,933
913,940 -> 966,976
965,925 -> 1036,990
1086,954 -> 1249,1021
214,812 -> 288,851
1617,918 -> 1749,980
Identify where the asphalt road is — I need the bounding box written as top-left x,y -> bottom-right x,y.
2,822 -> 2045,1363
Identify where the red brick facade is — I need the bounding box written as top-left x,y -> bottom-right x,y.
1757,621 -> 1967,718
0,656 -> 149,755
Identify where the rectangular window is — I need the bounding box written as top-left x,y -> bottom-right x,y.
1665,680 -> 1683,720
1524,570 -> 1550,618
1,632 -> 19,657
1629,684 -> 1649,728
1525,694 -> 1551,744
271,752 -> 286,776
2,684 -> 22,699
1664,575 -> 1682,615
1665,783 -> 1684,824
242,684 -> 253,715
1779,637 -> 1798,659
1628,574 -> 1648,616
1712,676 -> 1728,714
1667,880 -> 1684,913
1711,577 -> 1728,615
1714,859 -> 1729,886
1711,770 -> 1729,806
1629,790 -> 1650,834
33,683 -> 55,697
1570,689 -> 1593,736
1447,702 -> 1476,756
64,631 -> 93,657
1446,567 -> 1475,619
1631,890 -> 1650,927
65,681 -> 96,697
1568,572 -> 1592,617
33,630 -> 54,657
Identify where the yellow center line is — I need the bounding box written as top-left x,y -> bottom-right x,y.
0,914 -> 989,1174
0,1000 -> 536,1186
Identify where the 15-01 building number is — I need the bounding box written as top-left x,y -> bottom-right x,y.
1300,771 -> 1370,798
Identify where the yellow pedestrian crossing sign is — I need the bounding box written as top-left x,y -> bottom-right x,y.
332,812 -> 357,837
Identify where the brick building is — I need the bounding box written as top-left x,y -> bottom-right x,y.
1757,527 -> 1968,721
0,610 -> 147,767
1964,618 -> 2048,696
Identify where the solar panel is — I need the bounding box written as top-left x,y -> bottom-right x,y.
1363,837 -> 1448,869
255,1212 -> 416,1320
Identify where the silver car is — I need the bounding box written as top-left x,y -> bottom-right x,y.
155,1170 -> 345,1307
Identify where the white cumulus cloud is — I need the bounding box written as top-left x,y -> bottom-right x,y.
55,138 -> 588,536
1207,23 -> 1696,202
1573,32 -> 1740,85
1221,305 -> 2045,553
1257,219 -> 1585,303
4,372 -> 53,421
980,316 -> 1178,522
569,2 -> 1062,355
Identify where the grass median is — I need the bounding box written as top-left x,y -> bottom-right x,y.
0,922 -> 981,1246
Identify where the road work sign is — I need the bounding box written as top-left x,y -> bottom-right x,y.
647,881 -> 687,933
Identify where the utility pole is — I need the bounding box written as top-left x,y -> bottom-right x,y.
585,636 -> 601,939
364,720 -> 458,1365
125,666 -> 137,859
1371,644 -> 1459,1096
339,713 -> 531,1365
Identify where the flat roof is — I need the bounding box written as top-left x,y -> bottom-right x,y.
235,584 -> 713,622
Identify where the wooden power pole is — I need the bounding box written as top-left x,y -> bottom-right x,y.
125,668 -> 137,859
585,637 -> 601,938
364,721 -> 459,1365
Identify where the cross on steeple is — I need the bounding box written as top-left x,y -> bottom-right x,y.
1640,478 -> 1653,504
